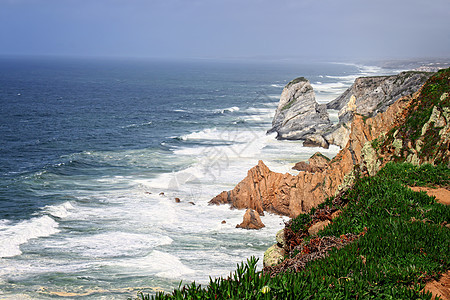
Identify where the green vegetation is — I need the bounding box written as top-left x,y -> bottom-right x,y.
132,163 -> 449,299
405,68 -> 449,143
379,68 -> 450,164
377,162 -> 450,187
286,76 -> 308,88
393,71 -> 431,86
281,100 -> 295,112
311,152 -> 331,162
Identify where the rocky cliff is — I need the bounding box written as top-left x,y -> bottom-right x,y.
210,68 -> 450,218
268,71 -> 431,149
267,77 -> 331,141
325,71 -> 432,147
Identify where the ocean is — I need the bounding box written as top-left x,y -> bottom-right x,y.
0,57 -> 399,299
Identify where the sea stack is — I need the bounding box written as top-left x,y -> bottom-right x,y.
268,77 -> 331,140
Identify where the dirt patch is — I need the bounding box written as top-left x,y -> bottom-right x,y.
424,270 -> 450,300
409,186 -> 450,205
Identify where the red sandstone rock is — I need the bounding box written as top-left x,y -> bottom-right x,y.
236,209 -> 265,230
308,152 -> 330,170
292,161 -> 316,172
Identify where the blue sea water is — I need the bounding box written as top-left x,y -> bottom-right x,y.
0,57 -> 397,299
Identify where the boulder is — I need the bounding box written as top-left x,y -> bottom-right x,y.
292,161 -> 316,172
324,124 -> 350,148
303,134 -> 329,149
293,152 -> 330,173
263,244 -> 285,267
276,229 -> 286,248
236,209 -> 265,230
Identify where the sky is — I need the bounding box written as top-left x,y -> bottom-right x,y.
0,0 -> 449,61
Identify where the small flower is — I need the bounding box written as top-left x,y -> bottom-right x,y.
261,286 -> 271,294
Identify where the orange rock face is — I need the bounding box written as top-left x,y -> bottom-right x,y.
236,208 -> 265,230
209,93 -> 417,218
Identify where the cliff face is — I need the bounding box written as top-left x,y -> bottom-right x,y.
210,68 -> 450,218
325,71 -> 432,147
268,77 -> 331,140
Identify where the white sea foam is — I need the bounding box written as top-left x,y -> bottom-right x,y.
115,250 -> 195,278
0,215 -> 59,258
178,127 -> 263,144
312,81 -> 348,93
178,128 -> 220,141
42,201 -> 75,219
216,106 -> 240,114
328,109 -> 339,124
46,232 -> 173,258
122,121 -> 152,129
270,84 -> 284,88
312,81 -> 351,103
245,107 -> 274,114
358,65 -> 383,75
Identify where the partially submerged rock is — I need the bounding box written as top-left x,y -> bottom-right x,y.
236,208 -> 265,230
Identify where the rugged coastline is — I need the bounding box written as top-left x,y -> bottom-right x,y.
209,68 -> 447,222
138,67 -> 450,300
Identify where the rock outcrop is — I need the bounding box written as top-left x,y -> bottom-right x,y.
268,72 -> 430,149
292,152 -> 330,172
236,209 -> 265,230
263,229 -> 286,267
307,220 -> 331,236
325,71 -> 432,147
268,77 -> 332,140
210,68 -> 450,218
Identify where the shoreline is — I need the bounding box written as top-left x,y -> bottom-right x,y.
1,59 -> 448,299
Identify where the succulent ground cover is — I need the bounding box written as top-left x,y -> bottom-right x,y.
133,162 -> 449,299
